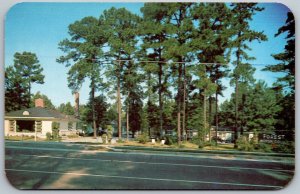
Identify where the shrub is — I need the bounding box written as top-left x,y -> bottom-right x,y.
67,134 -> 78,139
106,125 -> 113,140
236,136 -> 254,151
272,141 -> 295,154
256,143 -> 273,153
198,141 -> 204,149
51,122 -> 60,141
136,133 -> 149,144
116,138 -> 125,143
178,143 -> 186,148
191,136 -> 205,149
46,132 -> 52,141
165,136 -> 177,145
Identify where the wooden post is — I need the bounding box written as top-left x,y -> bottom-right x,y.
35,121 -> 37,142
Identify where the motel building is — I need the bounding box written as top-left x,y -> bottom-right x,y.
4,98 -> 79,139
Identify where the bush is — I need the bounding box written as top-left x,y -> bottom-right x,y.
272,141 -> 295,154
198,141 -> 205,149
136,133 -> 149,144
256,143 -> 273,153
106,125 -> 113,140
51,122 -> 60,141
67,134 -> 79,139
236,136 -> 255,151
178,143 -> 186,148
46,132 -> 52,141
191,136 -> 205,149
116,138 -> 125,143
165,136 -> 177,145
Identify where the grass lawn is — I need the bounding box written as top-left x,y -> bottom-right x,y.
5,135 -> 44,141
117,139 -> 235,151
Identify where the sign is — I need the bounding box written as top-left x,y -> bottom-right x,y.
259,133 -> 286,143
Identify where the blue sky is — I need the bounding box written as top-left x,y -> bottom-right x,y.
5,2 -> 291,106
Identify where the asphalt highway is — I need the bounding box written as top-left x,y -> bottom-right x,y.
5,141 -> 294,190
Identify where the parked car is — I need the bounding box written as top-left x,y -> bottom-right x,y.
211,136 -> 224,143
76,130 -> 85,136
86,128 -> 107,137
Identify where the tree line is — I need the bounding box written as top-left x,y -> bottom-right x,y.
5,3 -> 295,148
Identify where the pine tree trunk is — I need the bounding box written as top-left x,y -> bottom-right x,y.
177,62 -> 182,144
203,89 -> 206,142
117,61 -> 122,139
91,82 -> 97,139
234,79 -> 238,147
126,91 -> 130,140
203,64 -> 207,142
147,72 -> 151,138
158,62 -> 163,139
126,110 -> 129,140
28,81 -> 31,108
208,96 -> 212,142
241,94 -> 246,135
234,47 -> 241,148
215,91 -> 219,146
182,63 -> 187,141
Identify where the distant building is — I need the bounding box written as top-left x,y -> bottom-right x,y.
4,98 -> 79,138
210,126 -> 254,143
210,126 -> 234,142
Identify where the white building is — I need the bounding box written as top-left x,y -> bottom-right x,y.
4,98 -> 79,139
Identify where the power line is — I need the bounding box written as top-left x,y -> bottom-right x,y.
5,53 -> 278,66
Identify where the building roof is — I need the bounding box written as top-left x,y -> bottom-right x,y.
5,107 -> 78,122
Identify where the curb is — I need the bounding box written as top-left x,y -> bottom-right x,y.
112,146 -> 295,158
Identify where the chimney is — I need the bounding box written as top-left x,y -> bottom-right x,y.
74,92 -> 79,118
35,98 -> 44,108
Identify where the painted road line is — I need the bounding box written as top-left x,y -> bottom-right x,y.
5,145 -> 295,164
12,153 -> 294,173
5,168 -> 284,189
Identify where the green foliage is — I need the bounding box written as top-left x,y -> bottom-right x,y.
57,16 -> 107,137
127,91 -> 143,136
263,12 -> 295,92
272,141 -> 295,154
5,52 -> 44,111
51,122 -> 60,141
106,125 -> 113,140
58,102 -> 75,115
165,136 -> 177,146
146,101 -> 160,135
236,136 -> 254,152
136,133 -> 149,144
13,52 -> 45,88
256,143 -> 273,153
31,92 -> 56,109
82,95 -> 108,129
116,139 -> 125,143
263,12 -> 295,139
198,141 -> 205,149
191,136 -> 205,149
219,81 -> 281,133
51,3 -> 293,151
178,144 -> 186,149
46,132 -> 52,141
68,122 -> 73,130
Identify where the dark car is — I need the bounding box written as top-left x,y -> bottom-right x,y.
86,129 -> 107,137
211,136 -> 224,143
76,130 -> 85,136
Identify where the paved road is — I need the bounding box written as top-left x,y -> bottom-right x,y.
5,141 -> 294,190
